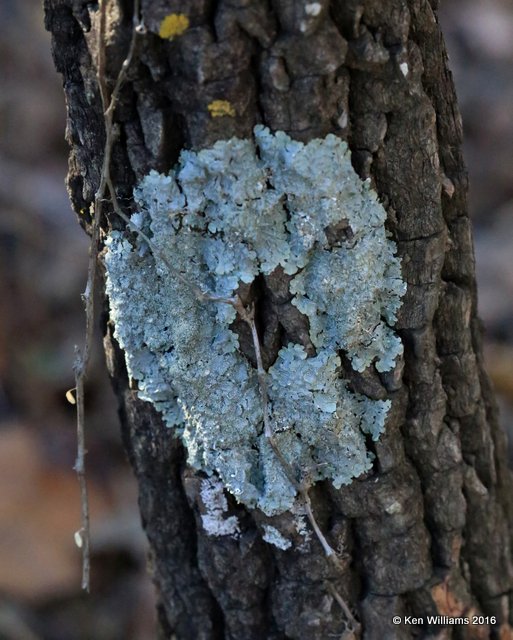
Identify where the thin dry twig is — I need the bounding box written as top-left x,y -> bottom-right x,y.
235,301 -> 341,562
72,0 -> 142,591
325,582 -> 361,635
234,300 -> 359,629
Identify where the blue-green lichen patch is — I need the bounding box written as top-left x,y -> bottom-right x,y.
104,126 -> 406,516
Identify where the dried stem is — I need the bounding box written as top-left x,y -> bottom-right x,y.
234,300 -> 359,629
72,0 -> 141,591
234,302 -> 341,562
325,581 -> 361,634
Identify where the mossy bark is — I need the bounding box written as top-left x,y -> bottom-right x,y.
45,1 -> 513,638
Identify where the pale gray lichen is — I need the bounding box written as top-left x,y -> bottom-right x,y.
104,126 -> 406,516
262,524 -> 292,551
199,477 -> 240,538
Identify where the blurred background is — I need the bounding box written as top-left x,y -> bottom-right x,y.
0,1 -> 512,638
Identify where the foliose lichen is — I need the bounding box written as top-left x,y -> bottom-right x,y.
104,126 -> 406,516
199,477 -> 240,538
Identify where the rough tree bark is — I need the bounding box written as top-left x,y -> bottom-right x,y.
44,1 -> 513,638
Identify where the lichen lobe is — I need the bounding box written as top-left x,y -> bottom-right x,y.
104,126 -> 406,516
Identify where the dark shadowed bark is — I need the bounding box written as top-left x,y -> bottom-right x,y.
45,1 -> 513,638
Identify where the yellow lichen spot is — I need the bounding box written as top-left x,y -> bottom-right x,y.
207,100 -> 236,118
159,13 -> 189,40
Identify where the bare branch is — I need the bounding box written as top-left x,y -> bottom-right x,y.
234,299 -> 359,628
325,581 -> 361,634
235,302 -> 340,556
73,0 -> 142,591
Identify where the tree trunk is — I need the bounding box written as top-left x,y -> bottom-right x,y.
45,1 -> 513,638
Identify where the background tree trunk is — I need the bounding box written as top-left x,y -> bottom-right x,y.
45,1 -> 513,638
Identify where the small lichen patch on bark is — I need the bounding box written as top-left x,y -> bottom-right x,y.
305,3 -> 322,17
104,127 -> 406,515
158,14 -> 189,40
199,477 -> 240,538
262,525 -> 292,550
207,100 -> 236,118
